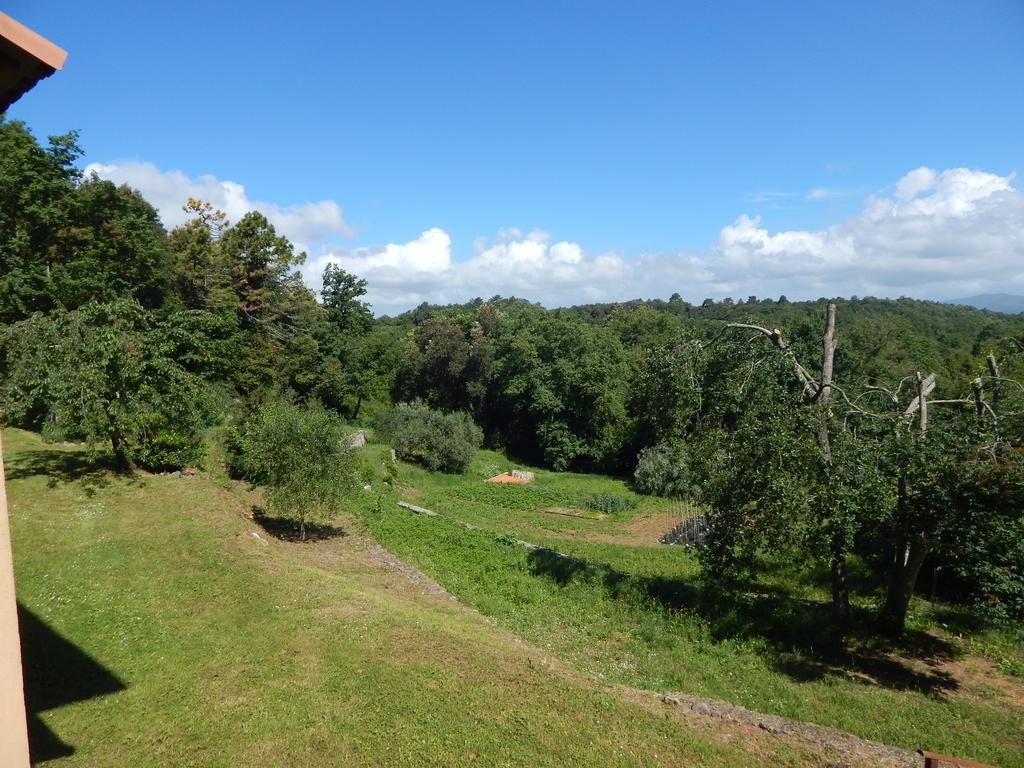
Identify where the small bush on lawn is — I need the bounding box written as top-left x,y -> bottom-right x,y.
633,442 -> 693,499
135,428 -> 206,472
391,401 -> 482,473
234,401 -> 357,539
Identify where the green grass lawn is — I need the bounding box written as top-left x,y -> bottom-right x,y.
6,429 -> 812,767
385,447 -> 687,541
351,443 -> 1024,768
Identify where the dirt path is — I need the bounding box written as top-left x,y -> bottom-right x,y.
360,540 -> 456,600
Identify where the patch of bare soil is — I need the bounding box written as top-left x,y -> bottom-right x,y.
920,653 -> 1024,709
539,510 -> 688,547
624,510 -> 690,539
542,506 -> 596,518
486,472 -> 530,484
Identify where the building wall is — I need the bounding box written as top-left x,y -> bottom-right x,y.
0,435 -> 30,767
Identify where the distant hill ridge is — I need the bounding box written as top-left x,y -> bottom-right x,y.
945,293 -> 1024,314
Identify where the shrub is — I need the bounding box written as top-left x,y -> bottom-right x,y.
495,530 -> 522,546
633,442 -> 693,499
580,492 -> 637,515
134,429 -> 206,472
235,401 -> 356,539
391,401 -> 482,473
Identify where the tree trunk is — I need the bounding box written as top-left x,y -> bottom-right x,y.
816,304 -> 836,464
881,533 -> 929,635
879,372 -> 934,634
916,372 -> 929,432
109,430 -> 136,472
817,304 -> 849,622
972,377 -> 985,422
830,554 -> 850,623
987,353 -> 1001,415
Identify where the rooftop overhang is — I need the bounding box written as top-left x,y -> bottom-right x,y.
0,12 -> 67,112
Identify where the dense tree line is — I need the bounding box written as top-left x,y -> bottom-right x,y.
0,120 -> 393,467
2,118 -> 1022,629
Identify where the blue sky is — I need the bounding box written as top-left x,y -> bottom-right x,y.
8,1 -> 1024,313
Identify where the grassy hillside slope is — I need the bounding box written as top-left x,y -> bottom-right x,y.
351,446 -> 1024,768
7,429 -> 807,768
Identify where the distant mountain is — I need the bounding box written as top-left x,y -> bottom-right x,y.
945,293 -> 1024,314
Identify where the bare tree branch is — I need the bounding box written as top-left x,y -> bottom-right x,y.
725,322 -> 819,398
903,373 -> 936,416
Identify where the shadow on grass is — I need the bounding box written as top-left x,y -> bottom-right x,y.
4,448 -> 138,497
526,548 -> 960,697
252,506 -> 347,542
18,603 -> 126,764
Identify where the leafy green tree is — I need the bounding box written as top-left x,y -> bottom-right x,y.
838,315 -> 944,384
936,448 -> 1024,622
692,307 -> 886,622
342,324 -> 404,417
0,121 -> 175,319
489,309 -> 629,470
235,401 -> 356,539
628,334 -> 703,448
1,299 -> 210,468
394,314 -> 494,418
219,211 -> 305,328
697,348 -> 821,584
633,442 -> 694,499
52,176 -> 172,310
0,120 -> 81,321
606,305 -> 682,349
872,359 -> 1024,633
166,198 -> 232,312
321,263 -> 372,337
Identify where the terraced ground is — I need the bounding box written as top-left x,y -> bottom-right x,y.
355,444 -> 1024,768
7,428 -> 811,767
7,429 -> 1024,766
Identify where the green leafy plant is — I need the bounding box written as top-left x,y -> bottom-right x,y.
997,656 -> 1024,677
133,428 -> 206,472
633,442 -> 693,499
236,400 -> 357,539
391,401 -> 482,473
1,298 -> 210,469
579,492 -> 637,515
494,529 -> 521,546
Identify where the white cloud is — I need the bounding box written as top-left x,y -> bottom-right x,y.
84,158 -> 1024,314
331,166 -> 1022,314
806,187 -> 841,200
83,161 -> 354,252
304,228 -> 668,315
304,224 -> 735,315
712,167 -> 1023,299
748,186 -> 849,203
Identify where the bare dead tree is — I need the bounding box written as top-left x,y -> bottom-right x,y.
711,309 -> 1022,633
988,353 -> 1001,416
879,355 -> 1024,634
723,304 -> 852,621
817,303 -> 836,464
